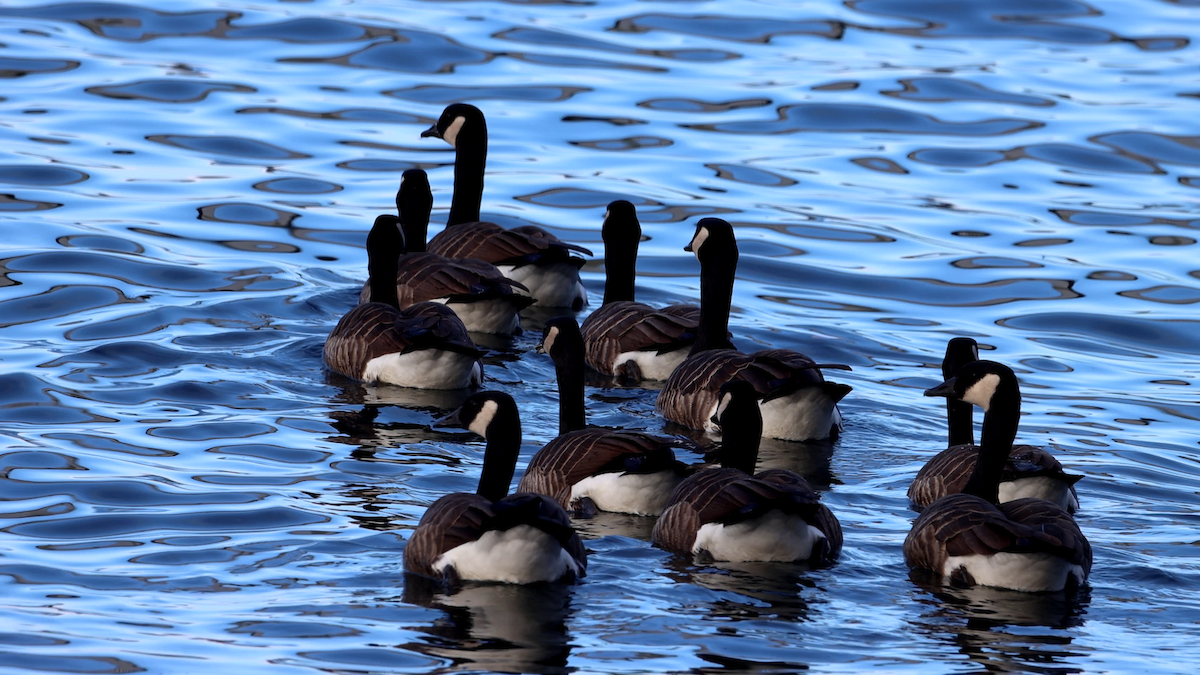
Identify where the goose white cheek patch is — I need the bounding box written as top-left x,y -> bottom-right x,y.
443,116 -> 467,148
690,227 -> 709,261
541,326 -> 559,354
714,391 -> 732,423
962,373 -> 1000,411
468,399 -> 499,437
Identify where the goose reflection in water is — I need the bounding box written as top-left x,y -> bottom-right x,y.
661,557 -> 818,624
909,580 -> 1091,675
401,575 -> 574,675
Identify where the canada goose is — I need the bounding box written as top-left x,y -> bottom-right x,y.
651,380 -> 843,563
359,170 -> 534,335
404,391 -> 588,585
579,200 -> 701,382
908,338 -> 1082,511
421,103 -> 592,309
905,361 -> 1091,592
655,218 -> 852,441
517,316 -> 694,516
324,213 -> 483,389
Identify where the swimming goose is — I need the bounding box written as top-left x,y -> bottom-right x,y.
655,218 -> 852,441
579,200 -> 701,382
908,338 -> 1082,511
359,170 -> 534,335
517,316 -> 694,516
404,391 -> 588,585
905,361 -> 1091,592
421,103 -> 592,309
652,380 -> 843,563
324,214 -> 483,389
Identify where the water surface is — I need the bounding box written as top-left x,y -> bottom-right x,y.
1,0 -> 1198,673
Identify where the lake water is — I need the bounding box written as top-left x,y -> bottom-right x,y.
1,0 -> 1198,673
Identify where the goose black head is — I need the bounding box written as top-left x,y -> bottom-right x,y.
537,316 -> 583,361
602,200 -> 641,248
368,214 -> 405,256
712,379 -> 762,429
421,103 -> 485,149
434,390 -> 519,439
397,169 -> 432,215
684,217 -> 736,264
943,337 -> 980,380
709,380 -> 763,474
925,360 -> 1017,413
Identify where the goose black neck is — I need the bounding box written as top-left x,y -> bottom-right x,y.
477,408 -> 521,503
716,396 -> 762,475
946,401 -> 974,447
602,218 -> 639,305
961,377 -> 1021,503
551,326 -> 587,435
943,339 -> 977,446
366,216 -> 402,310
397,183 -> 430,254
691,246 -> 737,355
448,123 -> 486,226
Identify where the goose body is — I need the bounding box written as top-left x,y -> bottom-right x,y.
422,104 -> 591,309
358,171 -> 533,335
404,392 -> 587,585
652,381 -> 843,563
324,216 -> 483,389
579,201 -> 700,381
516,317 -> 693,516
908,338 -> 1082,512
655,218 -> 851,441
905,361 -> 1091,592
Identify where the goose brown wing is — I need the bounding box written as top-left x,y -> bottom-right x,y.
903,493 -> 1089,576
580,301 -> 698,374
359,253 -> 533,308
908,444 -> 979,508
492,493 -> 588,576
517,428 -> 688,507
403,493 -> 494,578
908,444 -> 1083,508
652,468 -> 827,553
323,302 -> 407,379
657,349 -> 851,429
429,221 -> 590,267
395,302 -> 484,357
998,498 -> 1091,569
657,303 -> 701,322
657,350 -> 752,430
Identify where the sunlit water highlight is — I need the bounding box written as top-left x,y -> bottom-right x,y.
1,0 -> 1198,673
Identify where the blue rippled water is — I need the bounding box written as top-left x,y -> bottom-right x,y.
1,1 -> 1198,673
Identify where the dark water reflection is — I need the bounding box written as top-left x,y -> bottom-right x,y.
1,0 -> 1198,673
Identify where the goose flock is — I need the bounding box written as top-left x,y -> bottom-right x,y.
327,103 -> 1091,594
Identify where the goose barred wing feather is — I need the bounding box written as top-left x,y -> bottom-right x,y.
403,492 -> 494,578
428,221 -> 590,267
394,302 -> 485,357
656,349 -> 851,429
997,498 -> 1091,569
323,302 -> 408,379
903,493 -> 1091,576
494,493 -> 589,577
657,351 -> 753,430
652,468 -> 827,554
580,301 -> 698,374
657,303 -> 701,322
359,253 -> 533,307
402,492 -> 589,580
517,428 -> 688,508
908,444 -> 1084,508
